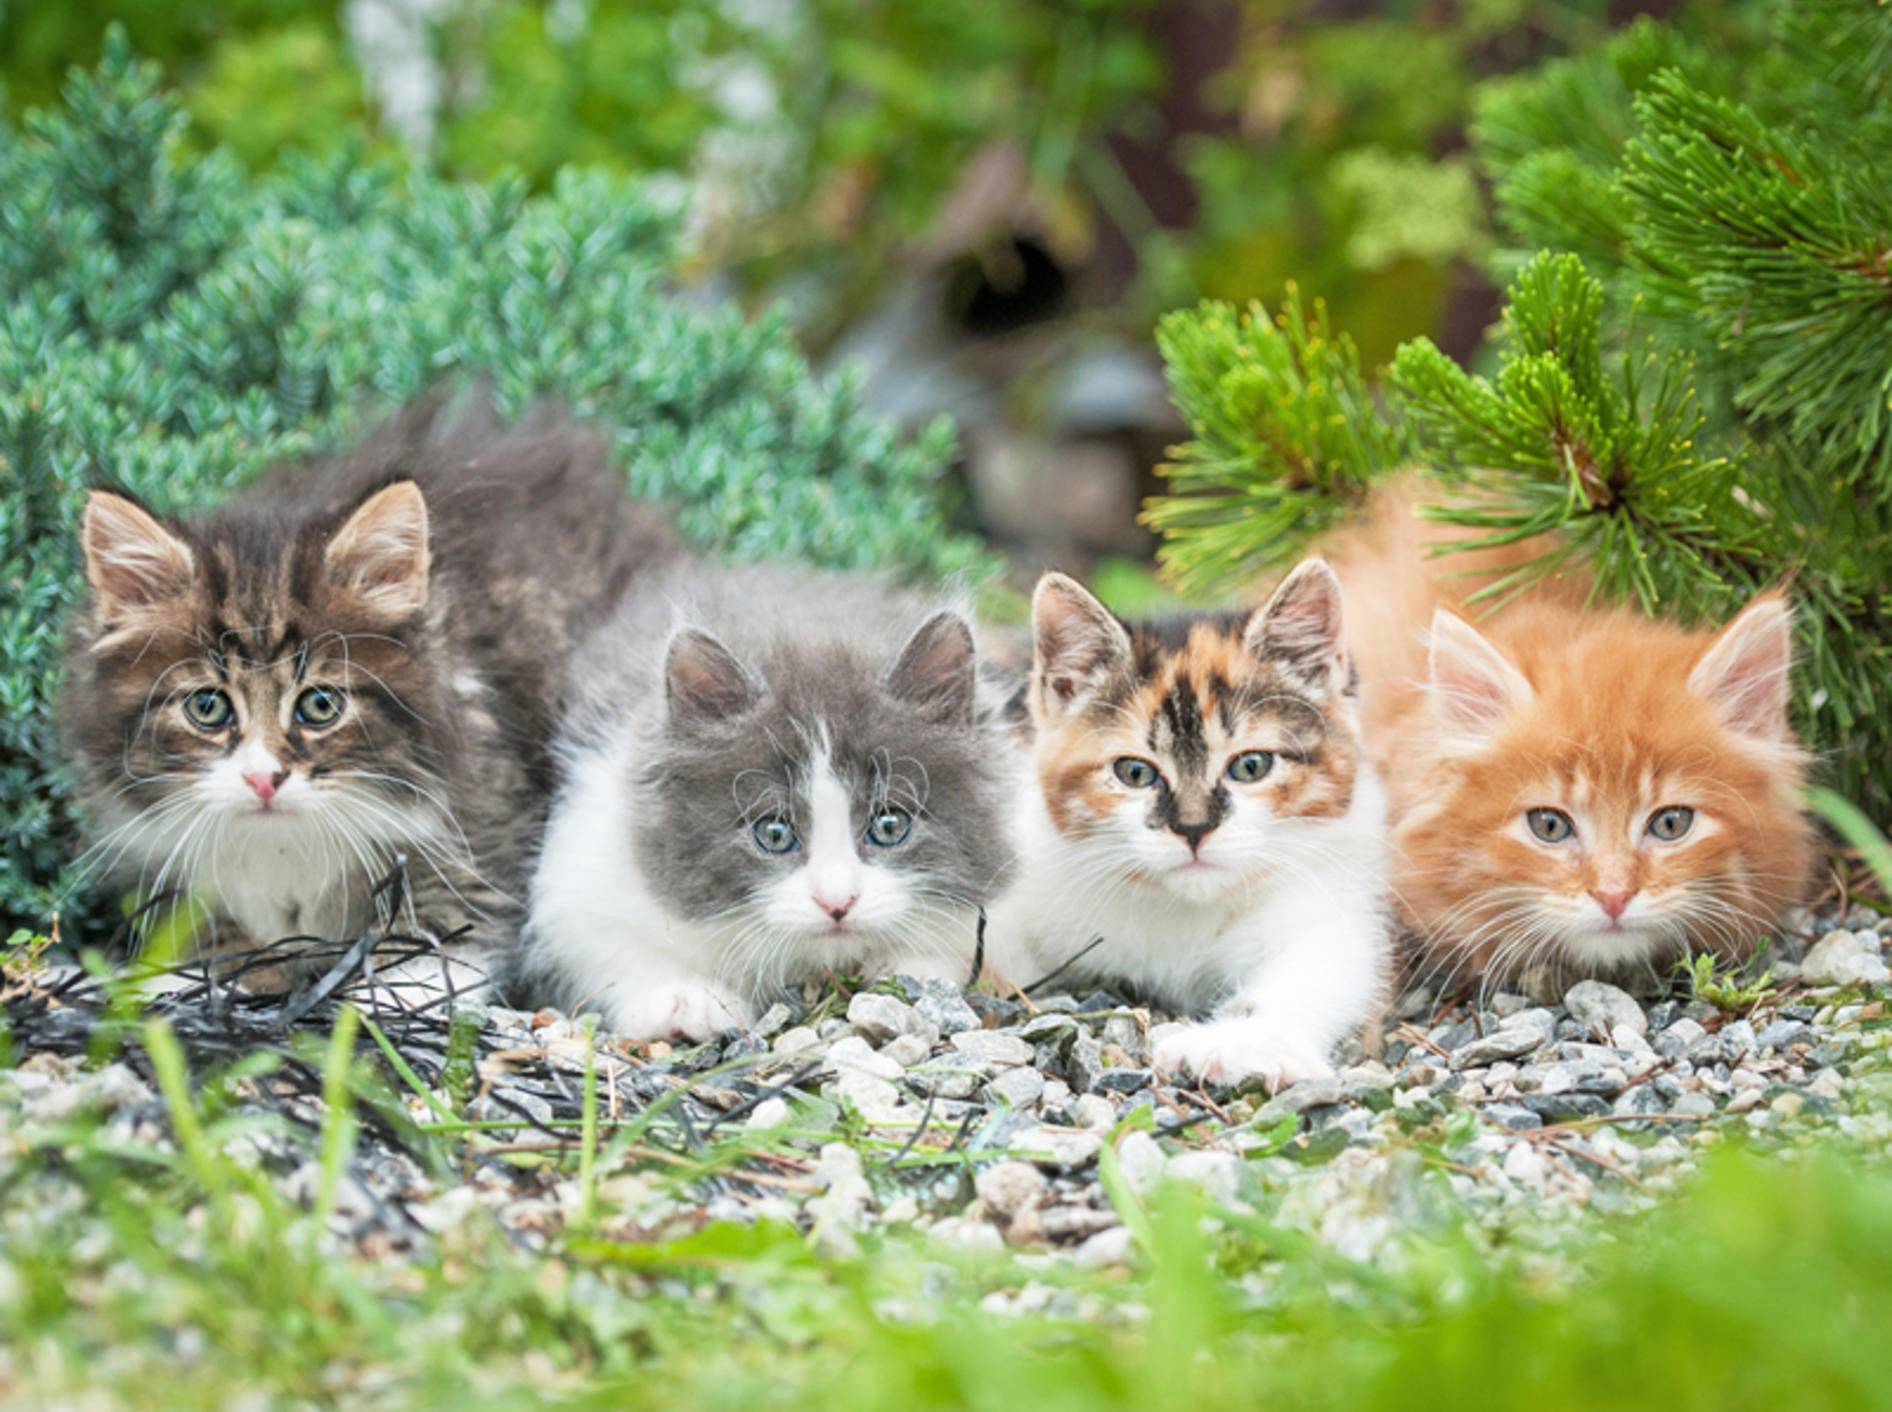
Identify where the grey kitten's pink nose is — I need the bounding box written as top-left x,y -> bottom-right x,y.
816,894 -> 858,921
244,769 -> 288,802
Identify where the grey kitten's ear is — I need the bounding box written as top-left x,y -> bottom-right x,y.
81,490 -> 196,620
1244,558 -> 1348,695
1428,609 -> 1533,736
1688,592 -> 1793,742
887,611 -> 978,725
1031,572 -> 1131,717
326,480 -> 431,619
664,629 -> 762,724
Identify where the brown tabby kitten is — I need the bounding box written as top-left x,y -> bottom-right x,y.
61,401 -> 676,989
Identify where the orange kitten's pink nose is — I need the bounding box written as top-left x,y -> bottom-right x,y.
816,893 -> 858,922
1592,887 -> 1636,921
244,769 -> 288,803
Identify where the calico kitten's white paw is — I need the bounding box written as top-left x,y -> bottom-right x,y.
608,983 -> 750,1043
1153,1019 -> 1334,1094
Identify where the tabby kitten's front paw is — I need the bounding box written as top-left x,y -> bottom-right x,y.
607,983 -> 750,1044
1154,1018 -> 1334,1095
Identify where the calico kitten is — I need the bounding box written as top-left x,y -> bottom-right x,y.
1326,479 -> 1816,993
62,402 -> 675,988
986,561 -> 1391,1092
521,564 -> 1015,1041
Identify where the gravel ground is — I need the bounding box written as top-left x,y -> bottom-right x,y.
5,903 -> 1892,1279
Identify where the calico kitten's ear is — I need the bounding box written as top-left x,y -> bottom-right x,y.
81,490 -> 196,620
1688,592 -> 1793,742
1427,609 -> 1534,735
1244,558 -> 1348,695
1031,572 -> 1131,716
326,480 -> 431,619
887,611 -> 978,725
664,629 -> 762,724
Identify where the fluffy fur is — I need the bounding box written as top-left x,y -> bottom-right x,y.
986,561 -> 1391,1092
1324,477 -> 1817,995
520,564 -> 1016,1041
61,401 -> 677,988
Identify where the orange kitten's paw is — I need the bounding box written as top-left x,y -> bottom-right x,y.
611,984 -> 749,1043
1154,1020 -> 1334,1094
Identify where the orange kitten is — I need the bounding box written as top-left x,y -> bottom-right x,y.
1325,478 -> 1816,994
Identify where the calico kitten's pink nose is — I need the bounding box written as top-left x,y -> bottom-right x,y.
1592,887 -> 1636,921
816,894 -> 858,922
244,769 -> 288,803
1171,820 -> 1215,853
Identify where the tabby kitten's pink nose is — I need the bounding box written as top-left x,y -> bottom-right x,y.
1592,887 -> 1635,921
244,769 -> 289,803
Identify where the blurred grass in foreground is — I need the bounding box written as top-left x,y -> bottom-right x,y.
3,1000 -> 1891,1411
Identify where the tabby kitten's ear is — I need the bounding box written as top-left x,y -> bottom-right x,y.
1244,557 -> 1348,695
888,611 -> 978,725
664,629 -> 762,724
326,480 -> 431,619
1427,609 -> 1534,737
1031,572 -> 1131,717
1688,592 -> 1793,742
81,490 -> 196,621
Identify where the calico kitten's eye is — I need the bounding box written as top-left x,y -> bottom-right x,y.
1226,750 -> 1274,784
1526,808 -> 1576,844
183,689 -> 234,730
294,686 -> 346,728
1647,806 -> 1695,842
866,807 -> 913,848
753,818 -> 800,854
1113,757 -> 1160,789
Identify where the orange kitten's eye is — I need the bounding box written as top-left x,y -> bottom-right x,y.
1113,757 -> 1161,789
1647,806 -> 1695,841
1526,808 -> 1575,844
1226,751 -> 1274,783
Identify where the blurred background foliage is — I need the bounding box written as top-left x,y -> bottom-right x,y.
0,0 -> 1765,367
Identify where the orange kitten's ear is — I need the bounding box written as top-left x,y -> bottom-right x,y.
1688,593 -> 1794,742
665,629 -> 762,723
326,480 -> 431,619
1031,572 -> 1131,717
81,490 -> 196,620
1245,558 -> 1347,694
1428,610 -> 1533,735
887,611 -> 977,724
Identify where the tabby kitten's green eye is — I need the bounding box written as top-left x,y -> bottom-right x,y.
753,817 -> 800,854
183,689 -> 234,730
1526,808 -> 1576,844
1647,806 -> 1695,841
1226,750 -> 1274,783
294,686 -> 346,728
1113,757 -> 1160,789
866,807 -> 913,847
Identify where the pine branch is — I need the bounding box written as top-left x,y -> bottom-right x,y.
1145,289 -> 1411,595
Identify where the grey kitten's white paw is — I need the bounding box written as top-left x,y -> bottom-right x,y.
608,983 -> 749,1043
1153,1019 -> 1334,1094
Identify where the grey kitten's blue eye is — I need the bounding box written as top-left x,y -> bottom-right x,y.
183,689 -> 233,730
294,686 -> 346,728
1226,750 -> 1273,783
1647,806 -> 1694,841
866,807 -> 912,847
1526,808 -> 1576,844
1113,757 -> 1160,789
753,818 -> 799,854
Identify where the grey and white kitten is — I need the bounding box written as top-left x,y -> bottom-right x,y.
61,401 -> 676,989
521,564 -> 1016,1041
